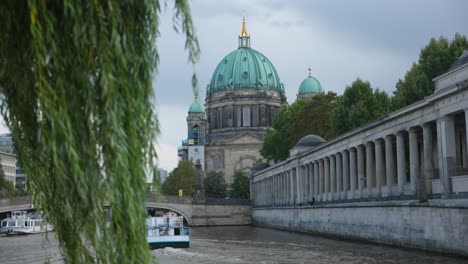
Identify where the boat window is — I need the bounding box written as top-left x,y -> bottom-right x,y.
174,228 -> 180,236
1,221 -> 6,227
8,221 -> 15,226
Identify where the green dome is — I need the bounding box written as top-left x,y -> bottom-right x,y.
299,76 -> 322,94
208,47 -> 284,95
188,101 -> 205,113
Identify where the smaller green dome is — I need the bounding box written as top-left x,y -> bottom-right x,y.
299,76 -> 322,94
188,101 -> 205,113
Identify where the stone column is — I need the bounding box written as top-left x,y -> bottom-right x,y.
295,167 -> 300,205
366,142 -> 374,197
319,159 -> 324,201
397,131 -> 406,195
314,161 -> 319,201
310,163 -> 315,202
324,157 -> 330,201
437,115 -> 456,194
409,128 -> 419,195
330,155 -> 336,200
422,124 -> 433,198
375,139 -> 384,197
349,148 -> 357,199
464,109 -> 468,168
385,135 -> 395,197
288,169 -> 295,205
357,145 -> 365,198
343,151 -> 350,199
336,153 -> 343,200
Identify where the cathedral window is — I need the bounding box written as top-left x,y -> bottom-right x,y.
217,108 -> 222,129
252,106 -> 258,127
242,71 -> 248,79
243,107 -> 251,127
236,107 -> 242,127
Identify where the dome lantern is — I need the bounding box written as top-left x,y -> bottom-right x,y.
238,17 -> 250,48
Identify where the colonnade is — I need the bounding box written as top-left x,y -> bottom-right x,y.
252,109 -> 468,207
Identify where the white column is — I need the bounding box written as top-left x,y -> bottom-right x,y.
409,128 -> 419,195
324,157 -> 330,201
423,124 -> 433,194
366,142 -> 374,197
437,115 -> 456,194
349,148 -> 357,199
309,163 -> 315,202
290,170 -> 295,205
336,153 -> 343,200
343,151 -> 350,199
319,159 -> 324,201
375,139 -> 384,197
385,135 -> 395,197
357,145 -> 365,198
397,131 -> 406,195
295,167 -> 301,205
330,155 -> 336,200
314,161 -> 319,201
464,109 -> 468,168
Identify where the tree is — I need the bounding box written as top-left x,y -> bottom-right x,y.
162,160 -> 196,196
261,92 -> 337,162
0,1 -> 199,263
204,171 -> 227,198
230,170 -> 249,199
332,79 -> 390,136
0,165 -> 15,198
392,34 -> 468,110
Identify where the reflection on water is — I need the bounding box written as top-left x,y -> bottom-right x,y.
0,226 -> 465,263
153,226 -> 467,264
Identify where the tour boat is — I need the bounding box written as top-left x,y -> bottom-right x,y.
0,210 -> 53,235
146,212 -> 190,249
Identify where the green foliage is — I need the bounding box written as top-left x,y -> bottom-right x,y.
0,1 -> 198,263
261,92 -> 337,162
230,170 -> 249,199
332,79 -> 390,136
0,167 -> 15,198
392,34 -> 468,110
162,160 -> 196,196
204,171 -> 227,198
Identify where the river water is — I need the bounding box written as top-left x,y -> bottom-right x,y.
0,226 -> 466,263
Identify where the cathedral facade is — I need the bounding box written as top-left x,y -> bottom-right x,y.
178,18 -> 323,184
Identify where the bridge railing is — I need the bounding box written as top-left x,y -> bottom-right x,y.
205,198 -> 251,205
0,196 -> 32,207
146,193 -> 193,204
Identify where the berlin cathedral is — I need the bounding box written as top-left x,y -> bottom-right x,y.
178,18 -> 324,184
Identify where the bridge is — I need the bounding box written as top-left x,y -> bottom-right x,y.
0,194 -> 251,226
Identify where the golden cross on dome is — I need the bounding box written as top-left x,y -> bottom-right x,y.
308,66 -> 312,77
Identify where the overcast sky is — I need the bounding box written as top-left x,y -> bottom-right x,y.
1,0 -> 467,172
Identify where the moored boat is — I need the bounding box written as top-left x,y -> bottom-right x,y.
0,210 -> 53,235
147,212 -> 190,249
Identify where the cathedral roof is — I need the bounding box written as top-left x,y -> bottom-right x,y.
188,100 -> 205,113
207,18 -> 284,96
298,68 -> 323,94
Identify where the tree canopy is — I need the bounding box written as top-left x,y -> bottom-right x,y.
162,160 -> 196,197
392,34 -> 468,110
204,170 -> 227,198
230,170 -> 250,199
0,1 -> 198,263
332,79 -> 390,136
261,92 -> 337,162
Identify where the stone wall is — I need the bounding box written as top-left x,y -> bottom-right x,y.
191,204 -> 251,226
252,200 -> 468,256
